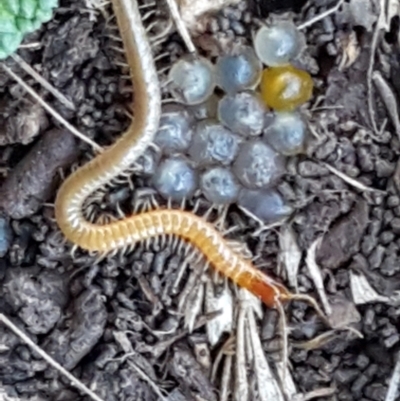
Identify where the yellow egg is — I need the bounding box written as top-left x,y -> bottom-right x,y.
260,65 -> 313,111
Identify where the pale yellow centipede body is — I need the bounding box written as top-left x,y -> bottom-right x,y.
54,0 -> 290,308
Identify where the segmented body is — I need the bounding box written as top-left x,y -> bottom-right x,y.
54,0 -> 290,308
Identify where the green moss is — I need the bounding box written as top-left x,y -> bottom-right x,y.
0,0 -> 58,59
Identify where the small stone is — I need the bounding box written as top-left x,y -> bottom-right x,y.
298,161 -> 329,177
384,333 -> 399,348
390,217 -> 400,234
368,245 -> 385,269
355,354 -> 369,369
380,231 -> 395,245
375,159 -> 395,178
387,195 -> 400,208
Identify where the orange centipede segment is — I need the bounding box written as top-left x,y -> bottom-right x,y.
54,0 -> 291,308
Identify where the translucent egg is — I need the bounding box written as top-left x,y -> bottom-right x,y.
232,140 -> 285,189
254,22 -> 304,67
200,167 -> 241,205
155,104 -> 195,155
188,120 -> 241,166
238,188 -> 293,223
260,65 -> 313,111
215,46 -> 262,94
263,112 -> 308,155
153,157 -> 198,201
218,91 -> 266,137
168,55 -> 216,105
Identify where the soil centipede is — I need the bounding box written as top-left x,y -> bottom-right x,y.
54,0 -> 291,308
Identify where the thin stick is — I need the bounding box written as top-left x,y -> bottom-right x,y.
1,63 -> 103,153
11,53 -> 76,111
164,0 -> 196,54
367,0 -> 388,136
0,313 -> 105,401
385,351 -> 400,401
298,0 -> 345,30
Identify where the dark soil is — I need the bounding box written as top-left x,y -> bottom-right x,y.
1,0 -> 400,400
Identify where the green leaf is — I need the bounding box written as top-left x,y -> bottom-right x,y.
3,0 -> 20,15
39,0 -> 59,10
0,31 -> 23,54
0,0 -> 58,59
34,7 -> 53,24
0,8 -> 18,34
20,0 -> 37,19
16,17 -> 36,34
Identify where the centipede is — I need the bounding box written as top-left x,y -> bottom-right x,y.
54,0 -> 292,308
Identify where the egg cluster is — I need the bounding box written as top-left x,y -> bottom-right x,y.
150,21 -> 313,223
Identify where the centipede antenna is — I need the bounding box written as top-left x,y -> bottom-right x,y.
287,293 -> 330,327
